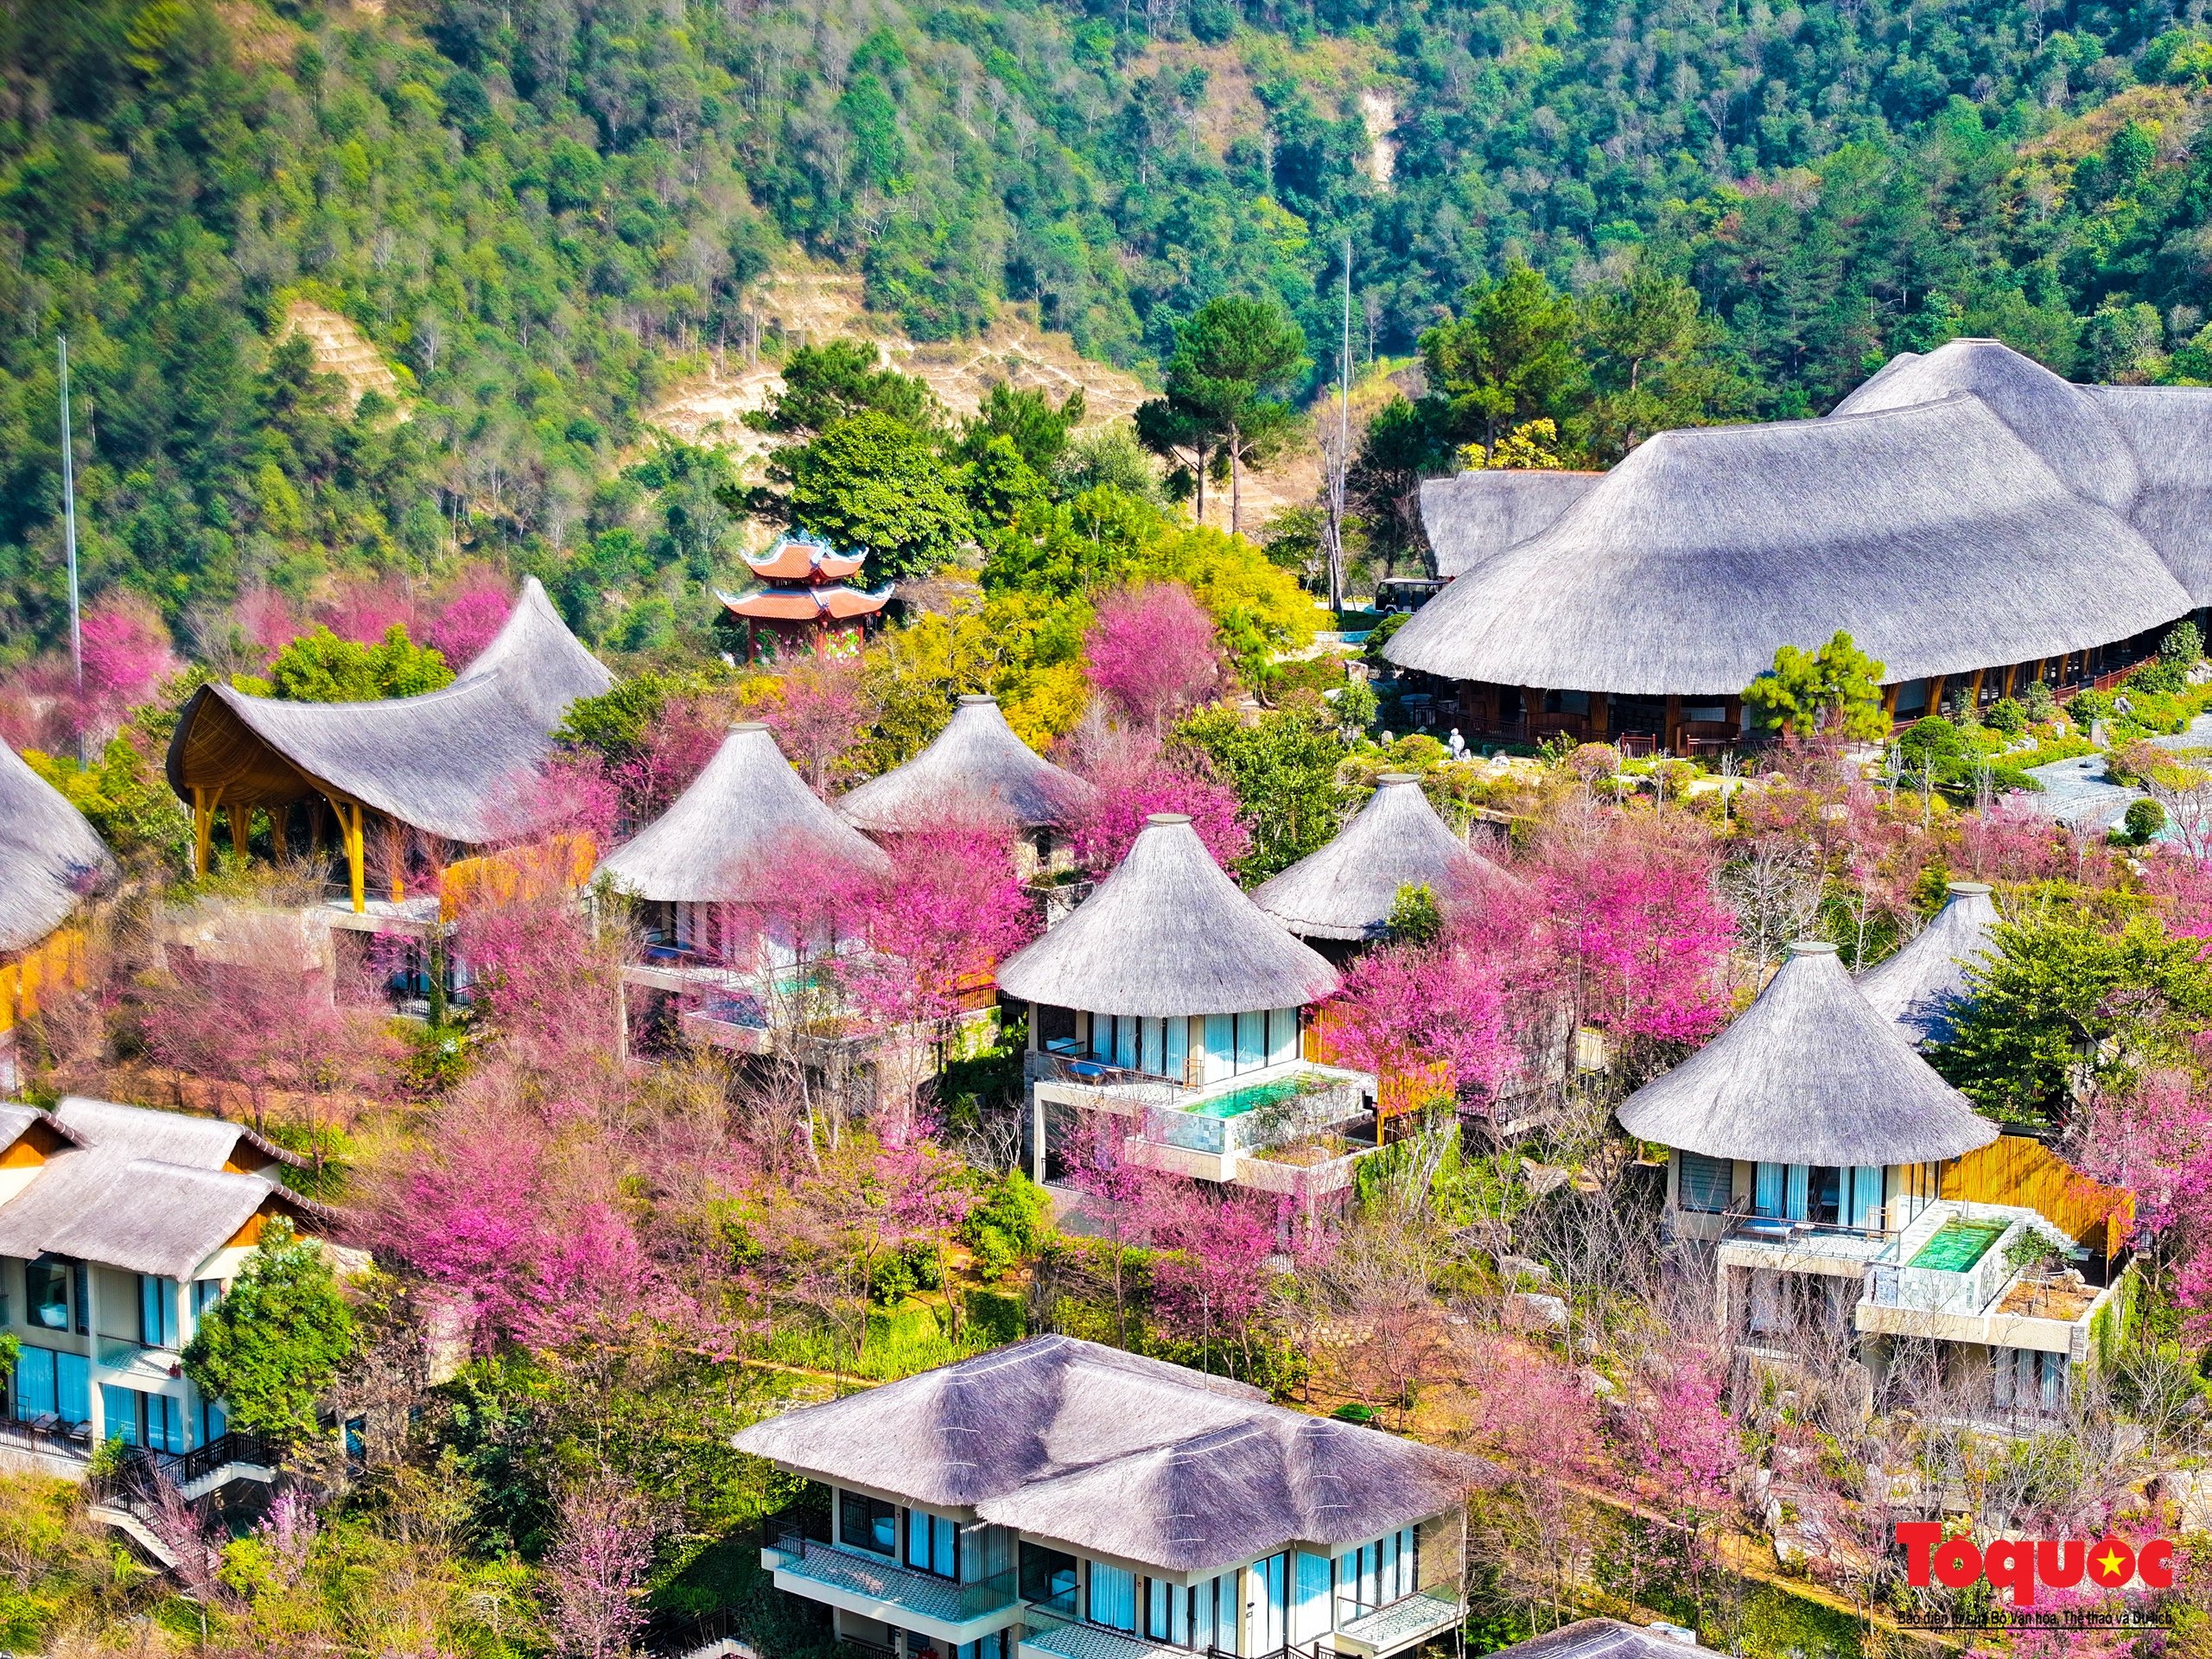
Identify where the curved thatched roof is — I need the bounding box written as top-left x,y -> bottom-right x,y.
997,815 -> 1339,1016
595,722 -> 888,905
0,742 -> 114,953
1386,392 -> 2190,695
166,578 -> 612,843
836,696 -> 1096,833
1250,773 -> 1504,941
734,1334 -> 1485,1573
1856,882 -> 1999,1047
1617,941 -> 1997,1166
2087,385 -> 2212,602
1833,338 -> 2142,513
1419,471 -> 1602,579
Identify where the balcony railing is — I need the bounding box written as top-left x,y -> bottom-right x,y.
767,1534 -> 1020,1624
1720,1211 -> 1893,1249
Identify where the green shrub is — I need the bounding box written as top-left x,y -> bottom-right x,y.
1984,697 -> 2026,735
2122,798 -> 2168,844
2164,620 -> 2204,664
1897,715 -> 1965,768
960,1172 -> 1053,1278
2066,688 -> 2115,728
2023,680 -> 2059,723
964,1287 -> 1027,1344
2126,658 -> 2189,697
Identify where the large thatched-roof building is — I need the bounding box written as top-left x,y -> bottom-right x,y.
0,744 -> 114,958
734,1334 -> 1483,1659
1249,773 -> 1503,948
1392,340 -> 2211,753
836,695 -> 1095,871
1857,881 -> 1999,1047
596,722 -> 888,967
167,579 -> 612,911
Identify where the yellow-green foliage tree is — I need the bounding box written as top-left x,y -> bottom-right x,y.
1743,631 -> 1888,741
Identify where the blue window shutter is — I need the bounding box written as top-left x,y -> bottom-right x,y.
16,1344 -> 54,1418
55,1353 -> 88,1425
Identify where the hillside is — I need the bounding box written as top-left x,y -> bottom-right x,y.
3,0 -> 2212,658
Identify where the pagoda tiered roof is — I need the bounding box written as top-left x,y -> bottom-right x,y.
742,535 -> 865,585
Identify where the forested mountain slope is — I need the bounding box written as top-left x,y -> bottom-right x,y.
2,0 -> 2209,656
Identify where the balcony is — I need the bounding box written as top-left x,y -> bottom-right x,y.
1331,1590 -> 1462,1658
761,1533 -> 1022,1645
1855,1200 -> 2117,1360
1713,1211 -> 1897,1279
1032,1052 -> 1378,1182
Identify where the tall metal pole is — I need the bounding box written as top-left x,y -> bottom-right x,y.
57,334 -> 83,764
1329,234 -> 1352,617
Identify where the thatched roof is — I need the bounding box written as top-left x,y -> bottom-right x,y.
1387,391 -> 2190,696
2087,385 -> 2212,601
1250,774 -> 1505,941
1486,1620 -> 1701,1656
996,816 -> 1339,1016
595,723 -> 888,905
1856,882 -> 1999,1047
0,742 -> 115,953
50,1095 -> 304,1170
0,1098 -> 320,1279
167,578 -> 612,844
837,696 -> 1096,833
733,1334 -> 1486,1573
1418,471 -> 1602,579
1617,941 -> 1998,1166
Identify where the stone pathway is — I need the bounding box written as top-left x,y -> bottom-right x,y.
2017,715 -> 2212,830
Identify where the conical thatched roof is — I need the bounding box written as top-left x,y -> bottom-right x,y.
595,723 -> 888,905
836,696 -> 1096,833
1857,882 -> 1999,1047
1419,470 -> 1602,579
996,815 -> 1339,1015
1250,773 -> 1504,941
2087,385 -> 2212,601
1616,941 -> 1998,1166
0,742 -> 115,952
733,1334 -> 1485,1573
166,578 -> 613,843
1386,392 -> 2190,696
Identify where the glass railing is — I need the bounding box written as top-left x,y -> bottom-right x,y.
778,1537 -> 1020,1620
95,1335 -> 154,1368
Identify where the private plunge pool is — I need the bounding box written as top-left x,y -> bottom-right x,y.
1909,1217 -> 2009,1272
1188,1076 -> 1314,1119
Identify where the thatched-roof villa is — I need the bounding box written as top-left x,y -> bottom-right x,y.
167,578 -> 612,912
0,1096 -> 334,1469
734,1334 -> 1483,1659
1857,882 -> 1999,1047
998,815 -> 1376,1196
0,743 -> 117,1089
1250,773 -> 1503,949
1393,340 -> 2211,753
597,723 -> 889,1042
1622,940 -> 2126,1425
838,696 -> 1096,872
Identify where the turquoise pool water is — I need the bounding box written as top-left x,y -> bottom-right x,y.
1910,1219 -> 2008,1272
1189,1077 -> 1308,1119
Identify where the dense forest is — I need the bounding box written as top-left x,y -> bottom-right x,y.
3,0 -> 2212,657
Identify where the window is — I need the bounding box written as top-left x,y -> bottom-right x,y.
1809,1166 -> 1841,1225
838,1491 -> 898,1555
1783,1165 -> 1809,1221
1020,1543 -> 1077,1609
1683,705 -> 1726,723
1249,1554 -> 1287,1655
1204,1014 -> 1235,1084
1847,1166 -> 1885,1230
25,1258 -> 66,1331
1293,1552 -> 1332,1643
1145,1577 -> 1175,1641
1141,1017 -> 1166,1077
13,1345 -> 53,1421
1676,1152 -> 1732,1213
1235,1010 -> 1265,1071
1266,1007 -> 1298,1066
1090,1562 -> 1137,1631
1752,1162 -> 1783,1218
906,1510 -> 956,1579
139,1276 -> 178,1349
101,1384 -> 139,1446
1166,1017 -> 1189,1084
1192,1574 -> 1228,1651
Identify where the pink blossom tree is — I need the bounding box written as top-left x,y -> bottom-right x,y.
610,692 -> 728,822
235,587 -> 304,667
833,820 -> 1039,1029
1144,1185 -> 1281,1372
1535,820 -> 1733,1047
764,657 -> 872,794
543,1466 -> 657,1659
77,594 -> 177,739
315,575 -> 423,645
423,569 -> 512,670
452,887 -> 627,1104
1321,919 -> 1543,1120
1084,581 -> 1220,733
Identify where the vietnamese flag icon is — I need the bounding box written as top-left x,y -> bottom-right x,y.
2088,1540 -> 2136,1588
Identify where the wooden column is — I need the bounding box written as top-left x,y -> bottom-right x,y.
226,804 -> 250,868
1927,675 -> 1948,717
1881,683 -> 1900,725
334,799 -> 365,915
1967,668 -> 1986,709
1589,691 -> 1610,741
1663,693 -> 1683,755
191,787 -> 215,878
2000,663 -> 2018,701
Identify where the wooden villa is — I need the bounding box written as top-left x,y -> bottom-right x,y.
996,814 -> 1376,1198
165,578 -> 612,914
837,695 -> 1096,875
735,1334 -> 1484,1659
717,534 -> 893,664
1856,880 -> 2000,1048
1620,939 -> 2131,1425
1249,773 -> 1506,953
0,744 -> 115,1089
1394,340 -> 2212,753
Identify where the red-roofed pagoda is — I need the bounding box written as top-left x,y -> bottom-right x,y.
717,535 -> 893,663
